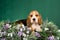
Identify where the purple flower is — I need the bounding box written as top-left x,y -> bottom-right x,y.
35,32 -> 41,37
48,35 -> 54,40
1,38 -> 6,40
4,24 -> 10,30
18,31 -> 23,37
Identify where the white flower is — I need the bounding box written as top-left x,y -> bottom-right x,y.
52,35 -> 54,39
9,25 -> 12,28
23,28 -> 26,31
3,31 -> 6,35
20,28 -> 23,31
22,25 -> 26,31
56,37 -> 59,40
23,33 -> 26,37
57,30 -> 60,32
26,31 -> 29,34
16,24 -> 20,29
16,24 -> 25,30
0,31 -> 6,37
8,33 -> 13,37
44,27 -> 49,31
48,22 -> 52,24
23,38 -> 27,40
16,26 -> 19,30
27,35 -> 29,37
17,24 -> 21,27
22,24 -> 25,28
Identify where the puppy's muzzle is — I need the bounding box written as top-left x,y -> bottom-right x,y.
33,18 -> 35,21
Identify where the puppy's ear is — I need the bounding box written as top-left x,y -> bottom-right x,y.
38,15 -> 42,25
27,16 -> 31,27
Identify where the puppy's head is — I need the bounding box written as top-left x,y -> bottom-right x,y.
27,10 -> 42,26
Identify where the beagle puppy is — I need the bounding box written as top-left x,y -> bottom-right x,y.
27,10 -> 42,32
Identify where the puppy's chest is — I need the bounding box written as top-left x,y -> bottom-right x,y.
31,24 -> 40,29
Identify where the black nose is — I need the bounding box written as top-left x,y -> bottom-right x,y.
33,18 -> 35,21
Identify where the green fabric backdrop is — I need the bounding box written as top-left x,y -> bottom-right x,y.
0,0 -> 60,28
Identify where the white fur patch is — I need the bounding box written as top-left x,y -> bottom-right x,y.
31,24 -> 41,32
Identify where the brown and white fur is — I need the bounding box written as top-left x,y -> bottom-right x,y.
27,10 -> 42,32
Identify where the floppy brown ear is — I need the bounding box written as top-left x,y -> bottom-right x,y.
27,16 -> 31,27
38,15 -> 42,25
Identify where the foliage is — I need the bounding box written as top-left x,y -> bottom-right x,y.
0,19 -> 60,40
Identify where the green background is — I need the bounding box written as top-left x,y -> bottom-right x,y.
0,0 -> 60,28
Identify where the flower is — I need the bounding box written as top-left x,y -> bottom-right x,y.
16,24 -> 20,30
44,27 -> 49,31
26,30 -> 29,34
48,22 -> 53,25
4,23 -> 11,30
16,24 -> 25,31
27,35 -> 29,37
7,33 -> 13,37
56,37 -> 59,40
22,25 -> 26,31
57,30 -> 60,32
23,33 -> 26,37
22,24 -> 25,28
20,28 -> 23,31
2,31 -> 6,35
48,35 -> 54,40
35,32 -> 41,37
17,31 -> 23,37
1,38 -> 6,40
23,37 -> 27,40
0,31 -> 6,37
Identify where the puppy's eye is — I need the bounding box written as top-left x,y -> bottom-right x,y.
30,15 -> 33,17
36,15 -> 38,17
